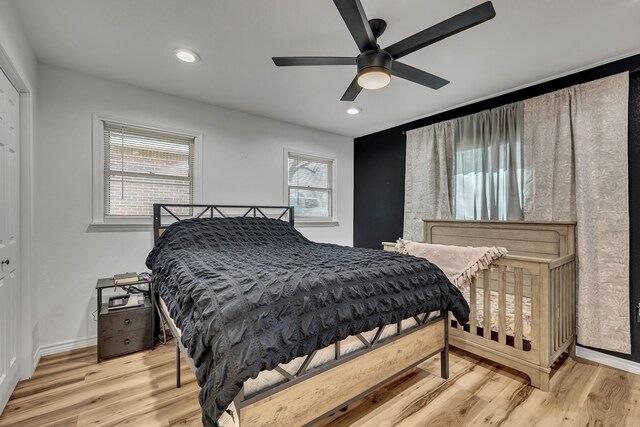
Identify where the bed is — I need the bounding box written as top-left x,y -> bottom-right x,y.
147,204 -> 470,426
384,219 -> 576,391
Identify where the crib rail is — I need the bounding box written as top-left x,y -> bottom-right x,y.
548,257 -> 576,361
450,254 -> 576,369
487,258 -> 534,351
453,257 -> 537,352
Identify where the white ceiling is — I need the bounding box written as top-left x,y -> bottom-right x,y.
12,0 -> 640,137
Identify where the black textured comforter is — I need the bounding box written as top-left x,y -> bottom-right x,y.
146,217 -> 469,425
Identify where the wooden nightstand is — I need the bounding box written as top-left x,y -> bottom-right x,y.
96,277 -> 154,362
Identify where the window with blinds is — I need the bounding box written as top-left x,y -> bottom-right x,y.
287,152 -> 334,219
103,122 -> 195,217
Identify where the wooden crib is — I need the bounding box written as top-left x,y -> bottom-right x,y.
383,220 -> 576,391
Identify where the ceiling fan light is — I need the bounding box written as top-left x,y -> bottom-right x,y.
357,68 -> 391,90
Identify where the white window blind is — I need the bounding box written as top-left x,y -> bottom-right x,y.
103,122 -> 195,217
287,152 -> 333,219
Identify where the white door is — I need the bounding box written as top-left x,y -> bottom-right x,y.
0,68 -> 20,413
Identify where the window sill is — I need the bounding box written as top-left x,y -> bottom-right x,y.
295,220 -> 339,228
88,222 -> 153,232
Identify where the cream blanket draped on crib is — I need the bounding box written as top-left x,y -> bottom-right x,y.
396,240 -> 507,292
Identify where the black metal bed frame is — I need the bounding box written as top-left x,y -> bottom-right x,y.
150,203 -> 449,426
152,203 -> 295,243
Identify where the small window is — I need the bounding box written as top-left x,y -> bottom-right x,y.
286,151 -> 335,221
104,122 -> 195,217
92,115 -> 201,229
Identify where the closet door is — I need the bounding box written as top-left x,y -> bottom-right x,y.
0,66 -> 20,414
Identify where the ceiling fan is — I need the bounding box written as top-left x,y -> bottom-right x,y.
272,0 -> 496,101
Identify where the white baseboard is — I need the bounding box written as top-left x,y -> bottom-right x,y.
576,346 -> 640,376
31,347 -> 41,375
18,347 -> 41,380
39,336 -> 97,357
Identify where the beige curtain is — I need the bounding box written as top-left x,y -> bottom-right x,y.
523,72 -> 630,353
404,121 -> 455,240
522,90 -> 576,221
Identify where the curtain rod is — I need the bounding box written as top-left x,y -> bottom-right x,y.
398,70 -> 640,136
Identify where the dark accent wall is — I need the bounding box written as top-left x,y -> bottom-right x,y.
354,54 -> 640,361
625,75 -> 640,362
353,128 -> 406,249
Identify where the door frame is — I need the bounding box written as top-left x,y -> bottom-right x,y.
0,43 -> 36,379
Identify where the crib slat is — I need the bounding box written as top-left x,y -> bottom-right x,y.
553,267 -> 562,351
562,264 -> 571,343
571,262 -> 576,336
483,271 -> 491,340
557,267 -> 561,351
498,266 -> 507,345
568,263 -> 572,337
558,265 -> 563,349
530,274 -> 540,353
558,266 -> 563,349
572,262 -> 576,336
470,276 -> 477,336
514,267 -> 523,350
557,266 -> 562,348
559,265 -> 567,345
560,265 -> 567,345
551,267 -> 557,352
568,263 -> 573,341
551,267 -> 556,352
568,264 -> 572,340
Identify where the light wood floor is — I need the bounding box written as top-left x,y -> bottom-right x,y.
0,343 -> 638,427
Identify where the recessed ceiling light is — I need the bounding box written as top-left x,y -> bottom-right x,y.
174,49 -> 200,63
346,107 -> 361,115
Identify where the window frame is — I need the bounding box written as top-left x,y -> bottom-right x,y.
91,114 -> 203,231
283,148 -> 338,227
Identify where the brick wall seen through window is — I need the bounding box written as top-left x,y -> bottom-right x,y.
104,122 -> 194,216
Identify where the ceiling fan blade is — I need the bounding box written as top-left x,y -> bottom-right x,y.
272,57 -> 357,66
384,1 -> 496,60
340,77 -> 362,101
391,61 -> 449,89
333,0 -> 377,53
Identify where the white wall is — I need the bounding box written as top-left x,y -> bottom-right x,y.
0,1 -> 37,89
0,0 -> 39,376
35,64 -> 353,350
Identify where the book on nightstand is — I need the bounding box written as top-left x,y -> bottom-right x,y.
113,272 -> 139,285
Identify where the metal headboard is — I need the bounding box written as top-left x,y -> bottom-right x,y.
152,204 -> 295,243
